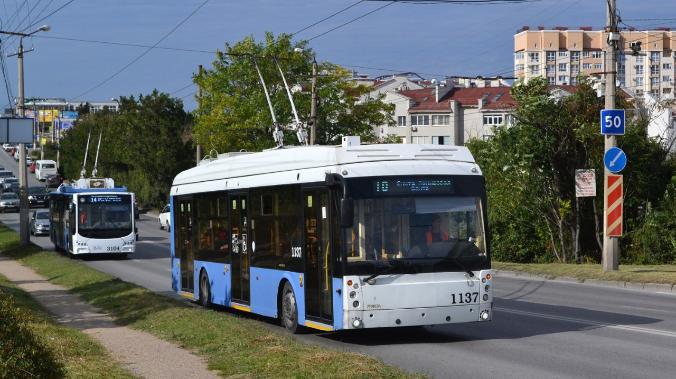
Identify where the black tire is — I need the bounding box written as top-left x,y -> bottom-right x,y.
199,271 -> 211,308
280,282 -> 299,333
166,222 -> 171,233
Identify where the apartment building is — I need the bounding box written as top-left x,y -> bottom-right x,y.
514,27 -> 675,98
376,84 -> 516,145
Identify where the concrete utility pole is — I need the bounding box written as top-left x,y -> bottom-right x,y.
16,37 -> 29,245
1,25 -> 50,246
603,0 -> 620,271
310,57 -> 318,145
195,65 -> 203,164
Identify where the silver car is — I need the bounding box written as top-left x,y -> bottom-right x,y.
0,192 -> 19,212
30,210 -> 51,236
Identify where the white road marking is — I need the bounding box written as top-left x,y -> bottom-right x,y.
496,306 -> 676,339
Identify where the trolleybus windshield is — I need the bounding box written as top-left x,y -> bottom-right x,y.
77,194 -> 133,238
344,176 -> 489,275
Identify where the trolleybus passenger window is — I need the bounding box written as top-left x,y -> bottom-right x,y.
250,185 -> 302,271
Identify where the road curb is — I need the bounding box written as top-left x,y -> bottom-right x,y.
494,269 -> 676,295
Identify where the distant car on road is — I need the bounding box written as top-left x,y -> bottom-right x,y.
2,177 -> 19,192
30,210 -> 50,236
0,192 -> 19,212
45,174 -> 63,188
0,171 -> 16,186
7,182 -> 20,194
2,144 -> 12,151
35,160 -> 58,181
28,187 -> 49,207
26,156 -> 33,166
158,204 -> 171,231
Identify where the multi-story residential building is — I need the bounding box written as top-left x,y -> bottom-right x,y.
514,27 -> 675,98
375,84 -> 516,145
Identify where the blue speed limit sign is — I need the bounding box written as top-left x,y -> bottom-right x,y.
600,109 -> 625,135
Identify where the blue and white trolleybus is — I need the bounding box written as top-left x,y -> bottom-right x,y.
170,137 -> 492,332
49,178 -> 136,257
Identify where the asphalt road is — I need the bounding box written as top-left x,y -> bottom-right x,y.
1,149 -> 675,378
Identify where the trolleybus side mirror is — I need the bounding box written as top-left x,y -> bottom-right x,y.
340,198 -> 353,228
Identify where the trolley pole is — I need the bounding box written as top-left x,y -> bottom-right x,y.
602,0 -> 619,271
310,57 -> 318,145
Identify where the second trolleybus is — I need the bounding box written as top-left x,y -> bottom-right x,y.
50,178 -> 137,257
170,137 -> 492,332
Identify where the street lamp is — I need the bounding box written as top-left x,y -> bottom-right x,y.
0,24 -> 50,246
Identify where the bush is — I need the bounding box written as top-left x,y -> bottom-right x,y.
626,183 -> 676,264
0,290 -> 64,379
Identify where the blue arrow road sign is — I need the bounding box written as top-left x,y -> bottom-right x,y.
604,147 -> 627,173
600,109 -> 625,135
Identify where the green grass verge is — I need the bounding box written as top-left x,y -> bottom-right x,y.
494,262 -> 676,286
0,275 -> 134,378
0,225 -> 417,378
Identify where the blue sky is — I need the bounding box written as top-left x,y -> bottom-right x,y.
0,0 -> 673,110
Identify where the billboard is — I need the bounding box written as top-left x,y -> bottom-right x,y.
0,118 -> 34,143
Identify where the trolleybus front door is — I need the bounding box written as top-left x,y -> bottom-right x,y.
303,189 -> 333,323
230,194 -> 250,305
177,199 -> 194,293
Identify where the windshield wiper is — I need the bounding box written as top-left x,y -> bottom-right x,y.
364,262 -> 398,283
445,252 -> 475,278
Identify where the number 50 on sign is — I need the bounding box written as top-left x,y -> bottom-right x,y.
600,109 -> 625,135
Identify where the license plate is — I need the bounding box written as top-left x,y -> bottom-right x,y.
451,292 -> 479,304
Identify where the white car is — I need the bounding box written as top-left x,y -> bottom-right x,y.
158,205 -> 171,231
2,144 -> 13,151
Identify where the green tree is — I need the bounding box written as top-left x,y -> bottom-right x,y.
469,77 -> 674,263
193,32 -> 393,152
60,91 -> 193,207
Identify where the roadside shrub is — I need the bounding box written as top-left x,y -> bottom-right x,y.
0,290 -> 64,379
626,183 -> 676,264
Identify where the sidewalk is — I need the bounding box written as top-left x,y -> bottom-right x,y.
495,269 -> 676,295
0,254 -> 219,379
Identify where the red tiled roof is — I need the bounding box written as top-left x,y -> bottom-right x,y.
398,86 -> 516,112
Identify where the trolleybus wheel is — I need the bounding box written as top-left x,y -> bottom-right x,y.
281,282 -> 299,333
199,271 -> 211,308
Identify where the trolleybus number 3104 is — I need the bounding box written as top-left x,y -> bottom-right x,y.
451,292 -> 479,304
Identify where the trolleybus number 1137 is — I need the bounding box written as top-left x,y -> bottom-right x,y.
451,292 -> 479,305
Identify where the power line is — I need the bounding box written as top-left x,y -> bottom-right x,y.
69,0 -> 209,101
291,0 -> 365,36
34,34 -> 218,54
21,0 -> 75,32
306,1 -> 396,41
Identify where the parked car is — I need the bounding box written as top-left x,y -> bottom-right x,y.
28,187 -> 49,207
2,144 -> 12,151
30,210 -> 51,236
2,178 -> 19,192
158,204 -> 171,231
26,156 -> 33,166
29,161 -> 36,173
45,174 -> 63,188
6,182 -> 20,194
0,192 -> 19,212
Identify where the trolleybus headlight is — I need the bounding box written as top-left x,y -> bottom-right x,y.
353,300 -> 360,308
353,283 -> 359,289
483,294 -> 489,301
480,310 -> 490,320
485,285 -> 490,291
349,291 -> 356,299
347,280 -> 353,286
352,318 -> 363,328
485,273 -> 492,280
